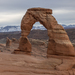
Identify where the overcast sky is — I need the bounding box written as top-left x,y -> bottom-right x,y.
0,0 -> 75,27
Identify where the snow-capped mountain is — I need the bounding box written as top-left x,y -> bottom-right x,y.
32,26 -> 46,30
0,26 -> 21,32
0,25 -> 46,32
62,24 -> 75,29
0,24 -> 75,32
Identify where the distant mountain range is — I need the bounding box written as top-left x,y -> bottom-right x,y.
0,24 -> 75,32
62,24 -> 75,29
0,26 -> 21,32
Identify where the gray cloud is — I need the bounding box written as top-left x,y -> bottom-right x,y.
0,0 -> 75,26
0,0 -> 75,11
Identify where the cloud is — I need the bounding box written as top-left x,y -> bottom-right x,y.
0,11 -> 26,22
0,10 -> 26,26
0,0 -> 75,26
53,9 -> 75,14
0,0 -> 75,10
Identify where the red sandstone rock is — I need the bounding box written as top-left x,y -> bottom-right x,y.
19,37 -> 31,52
14,8 -> 75,56
13,37 -> 31,55
12,38 -> 19,43
6,37 -> 12,47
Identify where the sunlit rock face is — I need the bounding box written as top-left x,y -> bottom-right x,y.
14,8 -> 75,56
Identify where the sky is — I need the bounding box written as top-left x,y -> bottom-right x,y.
0,0 -> 75,27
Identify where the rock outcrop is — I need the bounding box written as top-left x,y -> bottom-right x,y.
6,37 -> 12,48
13,37 -> 31,55
12,38 -> 19,43
13,8 -> 75,56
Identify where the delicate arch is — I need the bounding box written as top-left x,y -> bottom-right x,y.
14,8 -> 75,57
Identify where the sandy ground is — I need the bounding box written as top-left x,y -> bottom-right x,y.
0,43 -> 58,75
0,52 -> 46,75
0,40 -> 75,75
0,39 -> 48,58
0,41 -> 49,75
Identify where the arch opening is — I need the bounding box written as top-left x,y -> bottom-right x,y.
28,22 -> 48,58
28,22 -> 48,40
32,22 -> 46,30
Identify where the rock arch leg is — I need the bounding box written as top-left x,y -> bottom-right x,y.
13,10 -> 37,55
47,25 -> 75,57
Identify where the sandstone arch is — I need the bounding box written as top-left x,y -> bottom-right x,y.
14,8 -> 75,57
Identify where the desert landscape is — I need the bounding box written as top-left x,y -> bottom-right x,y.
0,31 -> 75,75
0,7 -> 75,75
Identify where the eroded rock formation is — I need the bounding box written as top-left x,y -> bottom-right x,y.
19,37 -> 31,53
12,38 -> 19,43
6,37 -> 12,48
14,8 -> 75,56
